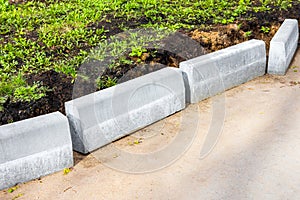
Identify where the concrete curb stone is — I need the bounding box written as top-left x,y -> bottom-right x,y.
180,39 -> 266,103
0,111 -> 73,190
65,67 -> 186,153
268,19 -> 299,75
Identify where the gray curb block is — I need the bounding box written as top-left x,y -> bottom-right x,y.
0,112 -> 73,190
180,39 -> 266,103
268,19 -> 299,75
65,67 -> 185,154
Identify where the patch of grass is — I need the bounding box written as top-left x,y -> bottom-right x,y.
0,73 -> 48,103
96,76 -> 118,89
0,0 -> 298,108
259,0 -> 294,10
13,84 -> 49,102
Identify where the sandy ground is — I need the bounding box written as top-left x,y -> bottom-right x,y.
1,48 -> 300,200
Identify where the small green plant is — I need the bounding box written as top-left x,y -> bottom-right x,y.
119,57 -> 133,65
129,47 -> 147,57
0,73 -> 49,107
106,77 -> 117,87
260,26 -> 270,33
237,23 -> 242,30
0,97 -> 6,112
13,84 -> 49,103
244,31 -> 252,37
96,76 -> 118,89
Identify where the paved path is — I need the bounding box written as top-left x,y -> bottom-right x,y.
1,49 -> 300,200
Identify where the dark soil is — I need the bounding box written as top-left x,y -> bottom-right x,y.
73,32 -> 205,98
1,4 -> 300,125
0,70 -> 73,124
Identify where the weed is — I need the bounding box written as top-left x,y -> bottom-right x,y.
119,57 -> 133,65
244,31 -> 252,37
96,76 -> 117,89
129,47 -> 147,57
13,84 -> 49,103
0,97 -> 6,111
260,26 -> 270,33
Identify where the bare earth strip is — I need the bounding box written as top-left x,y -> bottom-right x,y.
1,48 -> 300,200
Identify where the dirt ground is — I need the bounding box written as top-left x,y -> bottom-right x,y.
1,48 -> 300,199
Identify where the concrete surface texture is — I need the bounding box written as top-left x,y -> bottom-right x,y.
0,112 -> 73,190
268,19 -> 299,75
180,39 -> 266,103
65,67 -> 185,153
1,48 -> 299,200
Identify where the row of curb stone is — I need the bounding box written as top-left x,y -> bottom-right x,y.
0,19 -> 298,190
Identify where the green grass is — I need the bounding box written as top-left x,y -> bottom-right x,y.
0,0 -> 298,109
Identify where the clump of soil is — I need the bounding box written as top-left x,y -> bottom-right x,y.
189,22 -> 280,54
